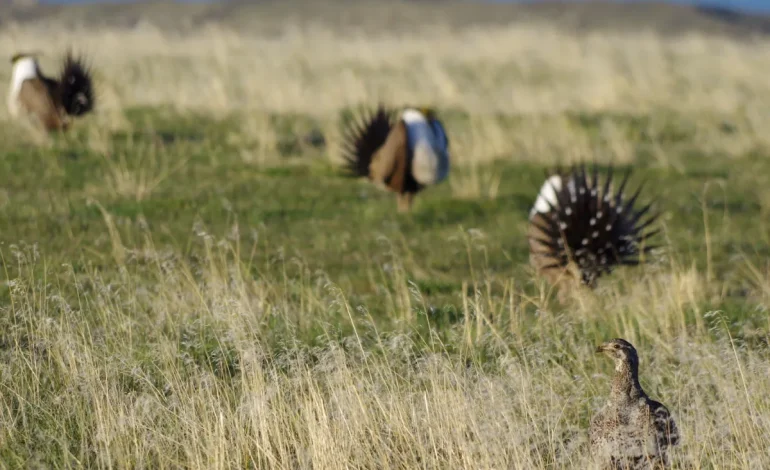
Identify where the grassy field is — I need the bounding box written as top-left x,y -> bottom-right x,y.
0,11 -> 769,469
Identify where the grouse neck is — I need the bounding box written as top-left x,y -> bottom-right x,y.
610,356 -> 645,401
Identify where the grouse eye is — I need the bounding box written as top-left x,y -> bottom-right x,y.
613,344 -> 620,349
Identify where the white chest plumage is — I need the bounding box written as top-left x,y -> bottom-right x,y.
8,57 -> 40,117
529,174 -> 579,219
402,108 -> 450,186
530,175 -> 563,218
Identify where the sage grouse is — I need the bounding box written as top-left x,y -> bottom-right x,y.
341,104 -> 450,212
528,165 -> 659,293
8,50 -> 95,132
591,339 -> 679,469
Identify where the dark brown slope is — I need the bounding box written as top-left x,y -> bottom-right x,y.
0,1 -> 769,39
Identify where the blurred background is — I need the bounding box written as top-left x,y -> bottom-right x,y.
1,0 -> 769,37
15,0 -> 770,16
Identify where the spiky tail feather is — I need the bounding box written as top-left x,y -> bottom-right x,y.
340,104 -> 395,178
528,164 -> 660,286
58,51 -> 95,117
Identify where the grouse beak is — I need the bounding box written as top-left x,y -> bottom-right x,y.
418,106 -> 435,119
595,344 -> 607,354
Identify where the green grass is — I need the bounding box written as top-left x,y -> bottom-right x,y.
0,106 -> 769,468
0,107 -> 765,344
0,108 -> 761,301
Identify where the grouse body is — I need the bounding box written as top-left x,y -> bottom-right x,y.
8,50 -> 95,132
590,339 -> 679,469
341,104 -> 450,212
528,165 -> 659,295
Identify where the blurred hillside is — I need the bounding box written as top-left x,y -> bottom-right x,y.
0,0 -> 769,38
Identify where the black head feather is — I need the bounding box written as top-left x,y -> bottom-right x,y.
341,104 -> 395,178
530,164 -> 660,286
58,50 -> 95,117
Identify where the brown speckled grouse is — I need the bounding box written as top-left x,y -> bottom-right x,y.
590,339 -> 679,469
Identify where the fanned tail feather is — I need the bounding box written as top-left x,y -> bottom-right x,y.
58,50 -> 95,117
528,164 -> 660,286
340,104 -> 394,178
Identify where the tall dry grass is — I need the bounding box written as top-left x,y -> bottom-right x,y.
3,23 -> 769,115
1,24 -> 770,171
0,230 -> 768,468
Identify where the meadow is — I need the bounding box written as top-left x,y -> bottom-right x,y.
0,10 -> 769,468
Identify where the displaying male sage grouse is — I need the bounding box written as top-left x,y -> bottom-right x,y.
341,104 -> 450,212
8,50 -> 95,132
528,165 -> 659,294
591,338 -> 679,469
